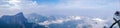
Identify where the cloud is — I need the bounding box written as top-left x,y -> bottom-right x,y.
33,0 -> 119,17
38,16 -> 82,26
38,19 -> 64,26
52,0 -> 120,9
37,16 -> 114,28
0,0 -> 119,17
36,16 -> 114,28
76,18 -> 109,28
0,0 -> 39,16
92,18 -> 105,22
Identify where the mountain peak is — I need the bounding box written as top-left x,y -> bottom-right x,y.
15,12 -> 24,16
0,12 -> 47,28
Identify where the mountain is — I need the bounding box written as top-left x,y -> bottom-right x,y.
26,13 -> 68,23
25,13 -> 116,28
0,12 -> 47,28
26,13 -> 48,23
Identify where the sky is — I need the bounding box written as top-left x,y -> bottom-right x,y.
0,0 -> 120,18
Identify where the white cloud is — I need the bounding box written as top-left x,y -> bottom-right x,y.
53,0 -> 120,10
36,16 -> 113,28
0,0 -> 39,16
38,16 -> 82,26
37,16 -> 113,28
38,19 -> 64,27
76,18 -> 110,28
69,16 -> 81,20
0,0 -> 119,17
92,18 -> 105,22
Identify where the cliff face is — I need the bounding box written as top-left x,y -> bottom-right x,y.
0,12 -> 47,28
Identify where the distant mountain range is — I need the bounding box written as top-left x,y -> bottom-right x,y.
0,12 -> 116,28
25,13 -> 67,23
0,12 -> 47,28
26,13 -> 113,28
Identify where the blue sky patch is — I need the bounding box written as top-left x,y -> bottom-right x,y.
32,0 -> 59,4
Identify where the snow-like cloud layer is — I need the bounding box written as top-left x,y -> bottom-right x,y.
38,16 -> 82,26
36,16 -> 114,28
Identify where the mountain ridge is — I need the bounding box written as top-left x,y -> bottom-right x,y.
0,12 -> 47,28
